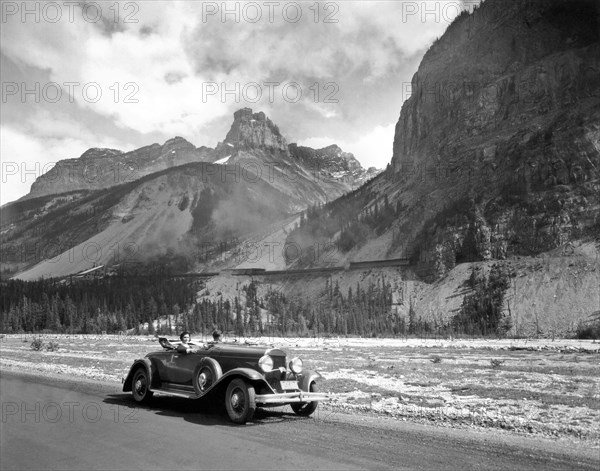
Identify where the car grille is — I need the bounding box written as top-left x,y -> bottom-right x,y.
271,354 -> 286,370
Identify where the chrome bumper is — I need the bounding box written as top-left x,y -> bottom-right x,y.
255,391 -> 331,404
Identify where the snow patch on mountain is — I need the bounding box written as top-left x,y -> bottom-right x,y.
214,155 -> 231,165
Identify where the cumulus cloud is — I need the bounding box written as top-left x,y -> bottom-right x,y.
0,1 -> 229,137
1,0 -> 472,204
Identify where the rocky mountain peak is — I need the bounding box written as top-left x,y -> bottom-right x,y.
79,148 -> 123,160
318,144 -> 363,173
288,143 -> 365,174
162,136 -> 196,152
217,108 -> 288,154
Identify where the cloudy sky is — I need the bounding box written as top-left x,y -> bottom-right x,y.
1,0 -> 476,204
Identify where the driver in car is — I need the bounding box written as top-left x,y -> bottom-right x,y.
177,331 -> 201,354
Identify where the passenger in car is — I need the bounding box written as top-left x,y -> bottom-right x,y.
177,331 -> 201,354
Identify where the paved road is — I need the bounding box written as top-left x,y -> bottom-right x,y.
1,372 -> 597,470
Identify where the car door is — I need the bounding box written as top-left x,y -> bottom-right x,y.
150,351 -> 173,382
167,347 -> 203,385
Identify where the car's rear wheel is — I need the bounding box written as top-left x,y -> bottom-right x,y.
225,379 -> 256,424
193,359 -> 222,396
131,368 -> 153,403
291,382 -> 318,416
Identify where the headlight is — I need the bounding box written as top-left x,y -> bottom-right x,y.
289,357 -> 303,374
258,355 -> 273,373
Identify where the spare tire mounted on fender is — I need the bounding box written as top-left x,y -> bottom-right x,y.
193,358 -> 223,395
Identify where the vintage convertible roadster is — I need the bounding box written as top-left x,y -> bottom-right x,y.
123,337 -> 329,424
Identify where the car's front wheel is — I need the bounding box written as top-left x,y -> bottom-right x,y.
225,379 -> 256,424
131,368 -> 153,404
291,382 -> 318,416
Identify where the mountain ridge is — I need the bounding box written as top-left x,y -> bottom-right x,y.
23,136 -> 214,200
18,109 -> 379,204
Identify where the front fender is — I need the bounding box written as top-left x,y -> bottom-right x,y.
297,370 -> 322,392
220,367 -> 266,383
210,367 -> 271,393
122,358 -> 153,392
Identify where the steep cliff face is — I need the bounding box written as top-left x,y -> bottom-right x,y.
389,0 -> 600,274
393,0 -> 599,162
26,137 -> 214,199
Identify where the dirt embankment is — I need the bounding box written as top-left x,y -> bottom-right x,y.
411,242 -> 599,336
199,241 -> 599,338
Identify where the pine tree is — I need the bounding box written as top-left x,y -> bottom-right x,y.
234,297 -> 243,337
172,304 -> 181,333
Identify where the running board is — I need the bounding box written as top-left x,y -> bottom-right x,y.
152,386 -> 199,399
